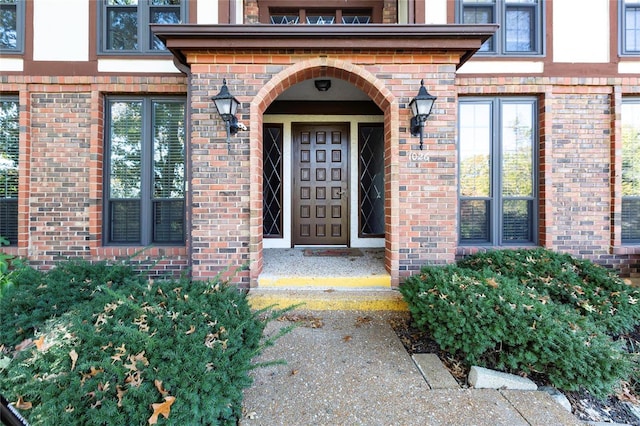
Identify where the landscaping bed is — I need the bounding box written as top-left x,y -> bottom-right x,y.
397,248 -> 640,424
0,260 -> 285,425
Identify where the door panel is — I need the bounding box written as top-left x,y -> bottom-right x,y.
293,123 -> 349,245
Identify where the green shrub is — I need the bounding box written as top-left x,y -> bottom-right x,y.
400,249 -> 638,398
458,248 -> 640,335
0,262 -> 286,425
0,260 -> 136,348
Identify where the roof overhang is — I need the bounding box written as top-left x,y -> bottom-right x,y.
152,24 -> 498,70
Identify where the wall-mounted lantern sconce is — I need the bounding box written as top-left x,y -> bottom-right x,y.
409,79 -> 437,150
212,78 -> 245,149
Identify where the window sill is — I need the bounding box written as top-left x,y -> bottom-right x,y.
613,246 -> 640,255
94,246 -> 187,258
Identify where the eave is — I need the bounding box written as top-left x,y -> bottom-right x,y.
151,24 -> 498,70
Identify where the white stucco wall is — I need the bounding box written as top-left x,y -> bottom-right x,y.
33,0 -> 89,61
424,0 -> 448,24
553,0 -> 610,63
197,0 -> 218,24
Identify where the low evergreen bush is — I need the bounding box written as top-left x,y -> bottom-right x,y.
458,248 -> 640,335
0,261 -> 286,425
400,249 -> 639,398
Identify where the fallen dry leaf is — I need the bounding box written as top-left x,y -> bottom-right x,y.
148,396 -> 175,424
116,385 -> 126,407
15,396 -> 33,410
355,316 -> 372,327
69,349 -> 78,371
185,325 -> 196,335
125,371 -> 144,388
343,335 -> 352,342
15,338 -> 33,352
290,369 -> 299,376
34,335 -> 48,351
486,278 -> 499,288
155,379 -> 169,396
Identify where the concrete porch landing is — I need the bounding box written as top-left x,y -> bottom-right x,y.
252,248 -> 405,311
258,248 -> 390,289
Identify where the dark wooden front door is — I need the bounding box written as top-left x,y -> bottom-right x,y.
292,123 -> 349,245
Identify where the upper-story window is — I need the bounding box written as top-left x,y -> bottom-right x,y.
621,0 -> 640,55
457,0 -> 543,56
258,1 -> 383,24
0,0 -> 24,53
100,0 -> 185,54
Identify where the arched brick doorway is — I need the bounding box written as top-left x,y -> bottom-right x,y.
249,58 -> 399,286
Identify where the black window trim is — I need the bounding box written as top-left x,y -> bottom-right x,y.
622,97 -> 640,244
98,0 -> 187,56
456,0 -> 545,57
0,0 -> 25,54
458,96 -> 539,246
103,95 -> 186,246
0,94 -> 19,246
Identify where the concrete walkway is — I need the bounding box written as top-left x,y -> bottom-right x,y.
241,310 -> 585,426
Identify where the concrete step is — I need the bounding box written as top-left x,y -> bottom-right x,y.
257,273 -> 391,289
247,288 -> 408,311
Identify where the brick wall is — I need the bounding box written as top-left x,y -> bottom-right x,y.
456,76 -> 640,277
0,76 -> 190,278
2,68 -> 638,285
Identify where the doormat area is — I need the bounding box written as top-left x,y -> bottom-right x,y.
303,248 -> 363,257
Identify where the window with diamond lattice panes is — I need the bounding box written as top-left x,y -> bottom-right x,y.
263,124 -> 283,238
358,124 -> 384,237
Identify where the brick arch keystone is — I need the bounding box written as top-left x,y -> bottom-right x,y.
249,58 -> 400,286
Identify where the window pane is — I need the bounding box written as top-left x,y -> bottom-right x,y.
622,102 -> 640,197
150,6 -> 180,50
153,101 -> 185,199
109,101 -> 142,198
306,15 -> 335,24
0,99 -> 19,199
0,98 -> 18,244
271,14 -> 299,24
503,199 -> 532,242
153,199 -> 184,243
459,103 -> 491,197
626,6 -> 640,52
342,15 -> 371,24
263,125 -> 283,237
622,198 -> 640,241
359,125 -> 385,237
460,199 -> 490,242
110,200 -> 140,243
106,7 -> 138,50
505,7 -> 534,52
502,102 -> 533,197
0,1 -> 17,50
463,6 -> 494,52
